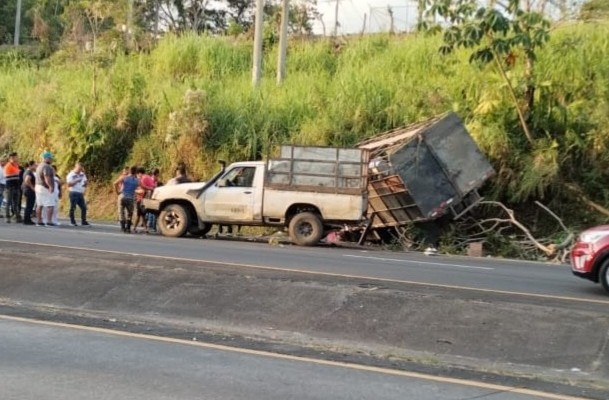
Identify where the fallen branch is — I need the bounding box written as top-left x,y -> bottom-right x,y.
534,201 -> 574,251
479,201 -> 555,256
563,183 -> 609,218
534,201 -> 569,232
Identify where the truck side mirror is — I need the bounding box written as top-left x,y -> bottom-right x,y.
217,178 -> 227,187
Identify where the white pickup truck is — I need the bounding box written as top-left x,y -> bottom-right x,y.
144,146 -> 369,246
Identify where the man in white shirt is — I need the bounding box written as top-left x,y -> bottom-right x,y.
66,162 -> 89,226
0,156 -> 6,218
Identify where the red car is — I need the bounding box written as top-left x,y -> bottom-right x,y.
571,225 -> 609,293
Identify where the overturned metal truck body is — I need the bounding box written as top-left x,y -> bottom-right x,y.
357,113 -> 495,230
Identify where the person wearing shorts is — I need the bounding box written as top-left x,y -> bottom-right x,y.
35,151 -> 56,226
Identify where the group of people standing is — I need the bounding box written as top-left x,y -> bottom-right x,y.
1,153 -> 195,233
114,166 -> 164,234
112,164 -> 194,234
0,151 -> 89,227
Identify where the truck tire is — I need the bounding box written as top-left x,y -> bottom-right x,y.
188,223 -> 212,237
158,204 -> 190,238
600,259 -> 609,293
289,212 -> 323,246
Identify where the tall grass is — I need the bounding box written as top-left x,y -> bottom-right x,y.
0,24 -> 608,225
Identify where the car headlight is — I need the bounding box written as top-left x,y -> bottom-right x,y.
579,230 -> 609,244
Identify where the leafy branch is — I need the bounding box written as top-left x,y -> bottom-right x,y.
419,0 -> 551,146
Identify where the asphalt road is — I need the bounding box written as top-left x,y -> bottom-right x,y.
0,318 -> 557,400
0,220 -> 606,304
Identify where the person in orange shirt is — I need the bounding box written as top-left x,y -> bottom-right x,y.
4,152 -> 22,223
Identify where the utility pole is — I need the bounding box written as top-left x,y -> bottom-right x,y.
333,0 -> 340,37
252,0 -> 265,87
14,0 -> 23,46
154,0 -> 160,41
360,13 -> 367,36
127,0 -> 134,46
277,0 -> 289,85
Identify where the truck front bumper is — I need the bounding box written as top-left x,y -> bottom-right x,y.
143,198 -> 161,212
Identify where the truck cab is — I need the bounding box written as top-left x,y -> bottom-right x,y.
202,162 -> 264,223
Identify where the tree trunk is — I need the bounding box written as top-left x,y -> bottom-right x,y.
491,48 -> 535,145
524,50 -> 535,117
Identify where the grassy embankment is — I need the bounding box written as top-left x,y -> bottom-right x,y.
0,21 -> 608,244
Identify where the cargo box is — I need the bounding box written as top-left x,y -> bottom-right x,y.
357,113 -> 495,228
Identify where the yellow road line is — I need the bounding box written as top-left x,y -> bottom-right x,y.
0,314 -> 588,400
1,239 -> 608,305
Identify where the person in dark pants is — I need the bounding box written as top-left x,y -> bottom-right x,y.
3,152 -> 22,223
0,156 -> 6,219
66,162 -> 89,226
17,163 -> 24,217
146,168 -> 160,232
120,166 -> 139,233
22,161 -> 37,225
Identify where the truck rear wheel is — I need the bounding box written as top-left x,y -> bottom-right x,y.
289,212 -> 323,246
158,204 -> 190,238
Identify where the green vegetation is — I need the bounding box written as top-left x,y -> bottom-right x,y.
0,19 -> 609,235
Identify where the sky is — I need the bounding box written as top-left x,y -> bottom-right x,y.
313,1 -> 419,35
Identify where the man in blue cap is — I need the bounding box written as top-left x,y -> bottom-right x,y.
35,151 -> 56,226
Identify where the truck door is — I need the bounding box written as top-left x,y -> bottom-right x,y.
203,166 -> 258,222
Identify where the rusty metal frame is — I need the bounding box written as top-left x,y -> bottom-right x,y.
265,145 -> 370,195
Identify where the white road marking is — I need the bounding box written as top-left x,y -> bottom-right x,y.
343,254 -> 494,270
1,239 -> 608,305
14,224 -> 159,240
0,314 -> 589,400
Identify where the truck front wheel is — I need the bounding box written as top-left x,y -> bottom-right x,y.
158,204 -> 190,238
188,223 -> 212,237
289,212 -> 323,246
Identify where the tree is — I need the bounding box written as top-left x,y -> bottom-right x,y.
262,0 -> 317,40
139,0 -> 227,34
29,0 -> 72,51
0,0 -> 36,45
579,0 -> 609,20
419,0 -> 551,145
224,0 -> 317,37
226,0 -> 254,29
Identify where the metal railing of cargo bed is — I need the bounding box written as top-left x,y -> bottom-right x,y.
265,146 -> 369,196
